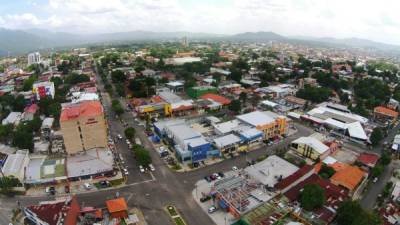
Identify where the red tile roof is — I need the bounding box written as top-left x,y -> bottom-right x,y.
274,165 -> 313,190
26,196 -> 80,225
60,100 -> 103,122
200,93 -> 231,105
357,153 -> 380,167
106,198 -> 128,213
284,174 -> 348,223
330,163 -> 366,191
24,104 -> 39,114
374,106 -> 399,118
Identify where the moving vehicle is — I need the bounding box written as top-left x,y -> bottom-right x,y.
117,134 -> 123,140
208,206 -> 217,213
148,164 -> 155,171
84,183 -> 92,190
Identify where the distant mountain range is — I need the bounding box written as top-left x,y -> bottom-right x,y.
0,28 -> 399,56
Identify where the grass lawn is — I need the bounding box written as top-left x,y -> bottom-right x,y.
166,205 -> 178,216
173,217 -> 186,225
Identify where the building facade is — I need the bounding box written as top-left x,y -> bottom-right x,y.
28,52 -> 41,65
60,101 -> 107,155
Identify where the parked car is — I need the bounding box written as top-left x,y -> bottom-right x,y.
83,183 -> 92,190
139,165 -> 145,173
373,177 -> 378,183
99,180 -> 110,188
200,195 -> 211,202
123,168 -> 129,175
148,164 -> 155,171
204,176 -> 212,182
218,172 -> 225,178
232,166 -> 238,171
117,134 -> 123,140
208,206 -> 217,214
46,186 -> 56,195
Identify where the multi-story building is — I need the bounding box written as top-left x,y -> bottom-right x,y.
236,111 -> 288,139
60,100 -> 107,155
32,81 -> 55,100
27,52 -> 41,65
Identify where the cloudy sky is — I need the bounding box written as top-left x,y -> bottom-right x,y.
1,0 -> 400,45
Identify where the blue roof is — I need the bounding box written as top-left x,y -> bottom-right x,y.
239,128 -> 263,140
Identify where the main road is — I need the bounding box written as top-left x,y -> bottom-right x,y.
0,66 -> 312,225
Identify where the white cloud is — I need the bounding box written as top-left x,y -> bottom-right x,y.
1,0 -> 400,45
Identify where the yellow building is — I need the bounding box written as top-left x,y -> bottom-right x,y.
236,111 -> 288,139
291,136 -> 329,161
60,100 -> 108,155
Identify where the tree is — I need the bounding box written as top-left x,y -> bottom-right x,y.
124,127 -> 136,140
111,70 -> 126,83
229,100 -> 241,114
22,75 -> 38,91
12,128 -> 33,151
12,95 -> 26,112
231,69 -> 242,83
296,85 -> 331,103
0,176 -> 21,195
111,100 -> 124,116
0,124 -> 13,143
38,97 -> 61,119
337,200 -> 381,225
370,127 -> 383,146
300,184 -> 325,211
114,83 -> 126,97
133,145 -> 152,166
380,151 -> 391,166
64,73 -> 90,85
318,163 -> 336,179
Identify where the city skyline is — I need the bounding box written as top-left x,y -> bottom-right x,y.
1,0 -> 400,45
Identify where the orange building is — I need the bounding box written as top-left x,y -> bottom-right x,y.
106,198 -> 128,219
374,106 -> 399,122
236,111 -> 288,139
60,100 -> 107,155
330,163 -> 366,192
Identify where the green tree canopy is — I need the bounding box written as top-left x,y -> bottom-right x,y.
133,145 -> 152,166
229,99 -> 242,114
296,85 -> 331,103
337,200 -> 381,225
300,184 -> 326,211
111,70 -> 127,83
124,127 -> 136,140
370,127 -> 383,146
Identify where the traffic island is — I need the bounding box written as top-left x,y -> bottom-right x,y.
165,205 -> 188,225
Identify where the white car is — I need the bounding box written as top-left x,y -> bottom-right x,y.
208,206 -> 217,214
83,183 -> 92,190
148,164 -> 155,171
232,166 -> 238,171
139,165 -> 145,173
123,168 -> 129,175
117,134 -> 123,140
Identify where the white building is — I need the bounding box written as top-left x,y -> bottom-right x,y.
1,150 -> 30,182
32,81 -> 55,100
27,52 -> 41,65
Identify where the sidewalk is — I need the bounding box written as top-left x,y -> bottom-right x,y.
24,173 -> 125,197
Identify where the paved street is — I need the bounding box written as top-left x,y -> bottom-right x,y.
360,122 -> 400,209
0,66 -> 313,225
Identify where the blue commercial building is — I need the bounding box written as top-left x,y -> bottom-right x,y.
239,128 -> 263,144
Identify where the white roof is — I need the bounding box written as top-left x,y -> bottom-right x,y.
347,122 -> 368,140
71,92 -> 99,103
167,124 -> 201,141
2,150 -> 29,177
237,111 -> 275,127
2,112 -> 22,125
308,106 -> 368,124
323,156 -> 338,165
245,155 -> 298,186
159,91 -> 182,103
187,137 -> 209,148
324,118 -> 347,129
292,136 -> 329,154
261,100 -> 278,108
166,81 -> 184,87
288,112 -> 301,119
67,149 -> 113,178
171,100 -> 193,110
239,128 -> 263,139
213,134 -> 241,148
41,117 -> 54,129
213,119 -> 241,134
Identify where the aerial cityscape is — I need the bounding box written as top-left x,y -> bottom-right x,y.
1,1 -> 400,225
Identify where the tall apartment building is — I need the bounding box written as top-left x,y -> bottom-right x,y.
60,100 -> 107,155
27,52 -> 41,65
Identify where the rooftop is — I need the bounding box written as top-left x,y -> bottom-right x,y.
60,100 -> 103,122
245,155 -> 299,187
200,93 -> 231,105
374,106 -> 399,118
213,134 -> 241,148
237,111 -> 275,127
330,163 -> 366,191
106,198 -> 128,213
292,136 -> 329,154
66,148 -> 113,178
